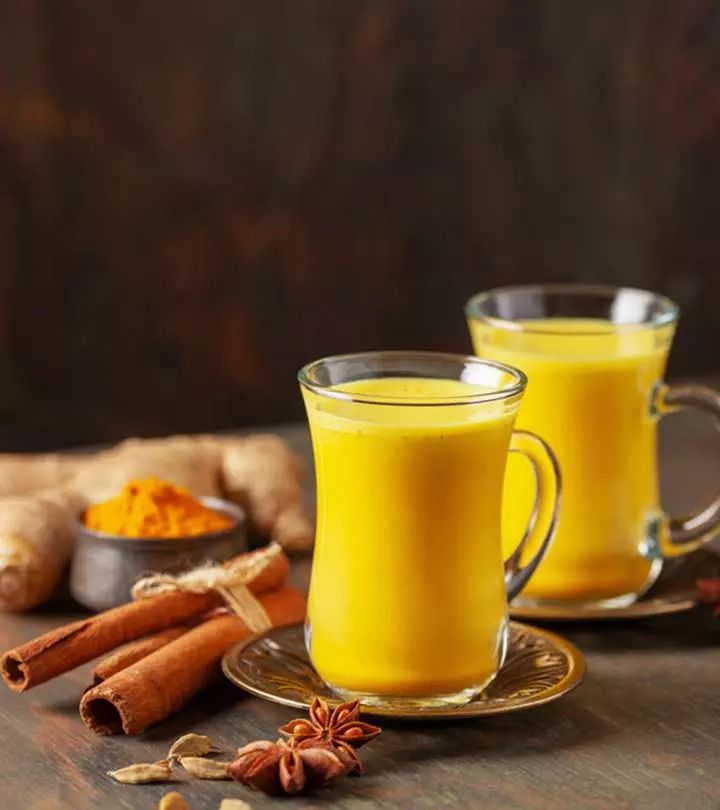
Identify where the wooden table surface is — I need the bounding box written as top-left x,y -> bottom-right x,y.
1,415 -> 720,810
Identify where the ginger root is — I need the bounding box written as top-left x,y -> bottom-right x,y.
220,435 -> 314,552
0,433 -> 313,612
0,454 -> 87,497
0,490 -> 86,612
70,436 -> 223,502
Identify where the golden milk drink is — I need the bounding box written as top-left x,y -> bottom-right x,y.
469,317 -> 674,603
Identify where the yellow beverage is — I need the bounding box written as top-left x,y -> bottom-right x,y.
469,317 -> 675,603
303,376 -> 519,697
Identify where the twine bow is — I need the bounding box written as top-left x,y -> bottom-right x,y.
130,542 -> 282,633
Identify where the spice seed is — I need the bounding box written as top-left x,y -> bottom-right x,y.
168,732 -> 215,761
107,759 -> 173,784
158,792 -> 191,810
180,756 -> 231,780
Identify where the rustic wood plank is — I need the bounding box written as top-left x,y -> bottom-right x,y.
0,418 -> 719,809
1,2 -> 720,448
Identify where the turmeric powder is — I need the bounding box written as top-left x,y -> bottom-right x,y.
84,477 -> 232,538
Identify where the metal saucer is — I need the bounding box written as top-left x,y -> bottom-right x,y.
510,594 -> 696,622
222,621 -> 585,720
509,549 -> 719,622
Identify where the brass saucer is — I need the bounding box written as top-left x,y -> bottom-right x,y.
222,621 -> 585,720
509,549 -> 719,622
510,593 -> 696,622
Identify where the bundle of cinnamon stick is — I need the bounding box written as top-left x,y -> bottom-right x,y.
0,545 -> 305,734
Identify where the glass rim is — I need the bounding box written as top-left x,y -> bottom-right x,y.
297,350 -> 527,406
465,283 -> 680,335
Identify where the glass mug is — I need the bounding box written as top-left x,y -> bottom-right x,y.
298,351 -> 561,708
466,284 -> 720,609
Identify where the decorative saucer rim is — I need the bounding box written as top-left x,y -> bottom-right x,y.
509,595 -> 697,622
221,620 -> 586,720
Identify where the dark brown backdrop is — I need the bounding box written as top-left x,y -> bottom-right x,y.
1,1 -> 719,450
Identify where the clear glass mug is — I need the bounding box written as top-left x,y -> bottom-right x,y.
466,284 -> 720,609
298,351 -> 561,708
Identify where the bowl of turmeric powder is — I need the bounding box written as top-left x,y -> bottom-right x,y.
70,477 -> 247,611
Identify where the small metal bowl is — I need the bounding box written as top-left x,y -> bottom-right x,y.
70,497 -> 247,612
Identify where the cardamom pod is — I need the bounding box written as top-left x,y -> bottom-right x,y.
219,800 -> 253,810
180,756 -> 231,780
107,759 -> 172,784
159,792 -> 191,810
168,733 -> 215,761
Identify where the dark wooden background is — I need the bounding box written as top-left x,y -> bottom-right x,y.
1,1 -> 720,450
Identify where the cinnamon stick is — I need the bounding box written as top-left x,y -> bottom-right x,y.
1,545 -> 289,692
80,586 -> 306,734
91,627 -> 189,684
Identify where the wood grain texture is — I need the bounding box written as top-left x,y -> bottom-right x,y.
0,2 -> 719,449
0,419 -> 719,809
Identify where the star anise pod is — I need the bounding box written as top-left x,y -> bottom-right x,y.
278,697 -> 382,774
227,738 -> 349,796
697,578 -> 720,616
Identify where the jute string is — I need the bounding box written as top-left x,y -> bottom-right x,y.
130,542 -> 281,633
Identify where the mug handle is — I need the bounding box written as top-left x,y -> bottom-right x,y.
655,384 -> 720,557
504,430 -> 562,600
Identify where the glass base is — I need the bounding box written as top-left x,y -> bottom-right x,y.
511,557 -> 664,612
307,618 -> 509,710
324,679 -> 496,710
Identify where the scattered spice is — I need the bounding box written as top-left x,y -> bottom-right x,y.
106,703 -> 380,799
219,800 -> 253,810
179,756 -> 231,780
107,759 -> 173,784
168,732 -> 216,762
697,578 -> 720,615
228,739 -> 349,795
279,697 -> 382,774
84,477 -> 232,538
158,792 -> 191,810
227,697 -> 383,795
